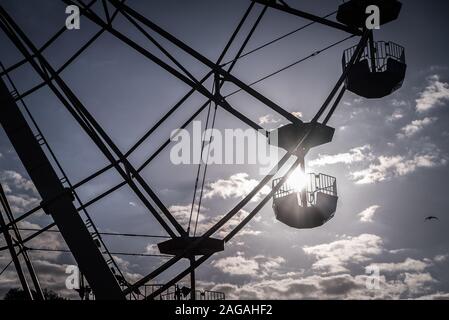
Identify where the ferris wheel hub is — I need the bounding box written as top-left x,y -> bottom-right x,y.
158,236 -> 224,258
268,122 -> 335,155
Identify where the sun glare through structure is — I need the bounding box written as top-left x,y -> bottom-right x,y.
286,168 -> 308,192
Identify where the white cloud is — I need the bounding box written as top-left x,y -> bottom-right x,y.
416,292 -> 449,300
203,232 -> 449,300
303,234 -> 383,273
258,114 -> 281,125
309,145 -> 373,167
2,184 -> 11,193
416,75 -> 449,113
434,255 -> 448,263
6,194 -> 40,214
350,152 -> 445,185
168,204 -> 207,229
1,170 -> 41,214
202,271 -> 440,300
391,99 -> 408,107
204,234 -> 448,300
387,109 -> 404,122
238,229 -> 262,236
212,253 -> 286,277
367,258 -> 429,273
404,272 -> 436,294
397,117 -> 437,138
212,255 -> 260,276
111,255 -> 142,283
215,209 -> 261,238
17,221 -> 63,252
358,205 -> 381,223
169,204 -> 260,239
204,173 -> 270,202
257,111 -> 301,127
291,111 -> 302,119
1,170 -> 38,195
145,244 -> 160,255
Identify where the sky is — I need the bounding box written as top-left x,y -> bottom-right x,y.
1,0 -> 449,300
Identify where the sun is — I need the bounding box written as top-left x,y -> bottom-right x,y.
286,168 -> 309,192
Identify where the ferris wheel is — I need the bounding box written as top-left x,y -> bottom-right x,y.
0,0 -> 406,300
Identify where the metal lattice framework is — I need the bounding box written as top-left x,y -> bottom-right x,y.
0,0 -> 383,300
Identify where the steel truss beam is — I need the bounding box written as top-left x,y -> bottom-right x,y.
0,5 -> 186,238
0,1 -> 260,236
125,31 -> 370,297
1,1 -> 260,249
65,0 -> 300,127
63,0 -> 266,133
0,74 -> 125,300
251,0 -> 363,36
0,0 -> 263,299
0,0 -> 369,299
0,0 -> 97,78
0,184 -> 39,300
8,0 -> 125,102
0,59 -> 133,294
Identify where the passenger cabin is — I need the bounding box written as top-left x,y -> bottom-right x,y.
272,173 -> 338,229
337,0 -> 402,29
343,41 -> 406,98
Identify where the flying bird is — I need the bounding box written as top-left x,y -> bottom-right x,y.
425,216 -> 439,221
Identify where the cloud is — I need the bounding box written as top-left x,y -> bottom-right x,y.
434,255 -> 448,263
416,292 -> 449,300
2,183 -> 11,193
0,220 -> 81,299
5,194 -> 40,214
1,170 -> 38,195
303,234 -> 383,273
391,99 -> 408,107
350,151 -> 446,185
397,117 -> 437,138
145,244 -> 160,255
416,75 -> 449,113
196,209 -> 261,239
291,111 -> 302,119
1,170 -> 41,214
367,258 -> 429,273
358,205 -> 381,223
111,255 -> 142,283
387,109 -> 405,122
168,204 -> 207,229
168,203 -> 261,239
202,272 -> 440,300
204,173 -> 271,202
212,253 -> 286,277
308,145 -> 373,167
258,112 -> 301,126
17,221 -> 64,252
212,255 -> 259,276
258,114 -> 281,125
404,272 -> 436,294
204,234 -> 448,300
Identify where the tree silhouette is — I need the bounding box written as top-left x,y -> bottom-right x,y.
3,288 -> 66,300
